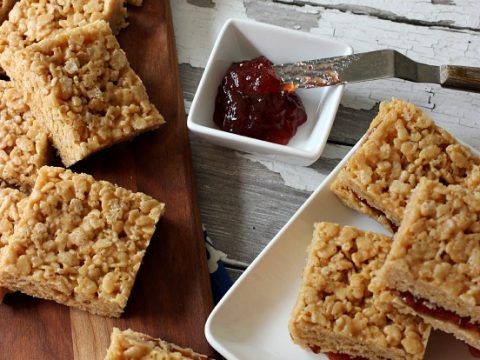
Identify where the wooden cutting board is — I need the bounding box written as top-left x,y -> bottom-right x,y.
0,1 -> 215,359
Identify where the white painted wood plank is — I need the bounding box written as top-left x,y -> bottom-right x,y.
172,0 -> 480,265
173,0 -> 480,149
287,0 -> 480,30
190,134 -> 350,263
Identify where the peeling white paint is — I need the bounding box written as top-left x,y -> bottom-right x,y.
304,0 -> 480,29
173,0 -> 480,191
241,154 -> 327,192
239,144 -> 351,192
171,0 -> 248,67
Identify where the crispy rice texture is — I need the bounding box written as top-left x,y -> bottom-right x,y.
105,328 -> 210,360
382,177 -> 480,349
0,166 -> 165,317
330,99 -> 479,230
0,80 -> 50,188
0,20 -> 164,167
289,222 -> 430,360
0,187 -> 27,301
0,0 -> 127,56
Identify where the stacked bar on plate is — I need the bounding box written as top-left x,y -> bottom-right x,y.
291,99 -> 480,359
290,222 -> 430,360
330,99 -> 479,232
290,100 -> 480,359
382,178 -> 480,351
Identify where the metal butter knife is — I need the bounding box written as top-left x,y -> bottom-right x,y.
273,50 -> 480,93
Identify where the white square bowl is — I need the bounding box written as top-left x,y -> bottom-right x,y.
187,19 -> 353,166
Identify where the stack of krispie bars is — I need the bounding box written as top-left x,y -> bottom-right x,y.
0,2 -> 209,358
330,99 -> 478,232
0,0 -> 167,317
290,222 -> 431,360
290,99 -> 480,359
0,0 -> 165,170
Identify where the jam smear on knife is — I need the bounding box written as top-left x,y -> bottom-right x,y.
213,56 -> 307,145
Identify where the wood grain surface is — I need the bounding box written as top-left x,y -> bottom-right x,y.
0,1 -> 215,359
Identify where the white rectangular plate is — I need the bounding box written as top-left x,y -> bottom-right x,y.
205,139 -> 479,360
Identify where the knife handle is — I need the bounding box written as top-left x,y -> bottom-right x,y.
440,65 -> 480,93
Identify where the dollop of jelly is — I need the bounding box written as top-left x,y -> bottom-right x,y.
213,56 -> 307,145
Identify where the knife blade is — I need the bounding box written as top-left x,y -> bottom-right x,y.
273,50 -> 480,93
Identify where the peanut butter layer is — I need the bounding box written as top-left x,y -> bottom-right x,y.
0,187 -> 27,301
0,20 -> 165,167
289,222 -> 430,360
0,166 -> 165,317
330,99 -> 479,230
0,80 -> 50,188
382,177 -> 480,349
0,0 -> 127,57
105,328 -> 210,360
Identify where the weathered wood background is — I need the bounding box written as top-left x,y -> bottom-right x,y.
171,0 -> 480,280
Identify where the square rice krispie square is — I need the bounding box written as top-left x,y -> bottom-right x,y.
381,178 -> 480,350
289,222 -> 431,360
0,187 -> 27,300
330,99 -> 479,232
0,80 -> 50,188
0,166 -> 165,317
105,328 -> 210,360
0,0 -> 127,56
0,20 -> 165,167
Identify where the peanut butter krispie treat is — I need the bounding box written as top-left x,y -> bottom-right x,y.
0,0 -> 127,57
0,187 -> 27,301
381,178 -> 480,350
0,80 -> 50,188
105,328 -> 210,360
289,222 -> 431,360
0,0 -> 16,24
330,99 -> 479,232
0,166 -> 165,317
1,20 -> 164,167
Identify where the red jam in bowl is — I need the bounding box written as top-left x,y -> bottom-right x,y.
213,56 -> 307,145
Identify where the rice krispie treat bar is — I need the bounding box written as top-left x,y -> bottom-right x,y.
0,0 -> 127,57
105,328 -> 210,360
330,99 -> 479,232
0,187 -> 27,301
1,20 -> 164,167
0,166 -> 165,317
289,222 -> 431,360
381,178 -> 480,350
0,80 -> 50,188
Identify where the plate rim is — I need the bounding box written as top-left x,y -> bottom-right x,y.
205,139 -> 364,360
205,134 -> 480,360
